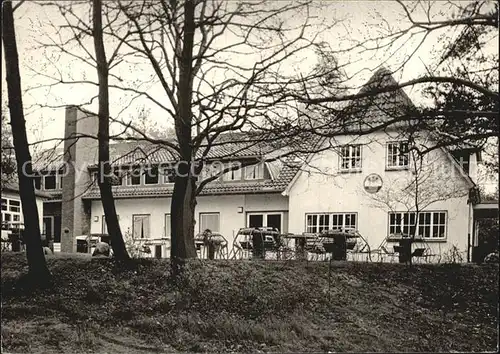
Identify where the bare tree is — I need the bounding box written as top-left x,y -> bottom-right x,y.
299,0 -> 498,154
92,0 -> 129,260
27,0 -> 337,271
2,0 -> 50,281
369,136 -> 471,264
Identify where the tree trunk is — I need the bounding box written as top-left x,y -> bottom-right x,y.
2,1 -> 51,281
92,0 -> 129,260
170,0 -> 197,274
170,169 -> 198,275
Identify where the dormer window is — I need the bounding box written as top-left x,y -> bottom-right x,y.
33,176 -> 42,190
125,167 -> 142,186
244,163 -> 264,180
162,168 -> 175,184
223,163 -> 242,181
43,172 -> 57,190
144,167 -> 159,185
450,151 -> 470,175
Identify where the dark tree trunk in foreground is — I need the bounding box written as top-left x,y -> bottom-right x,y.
92,0 -> 129,260
170,0 -> 198,274
2,1 -> 50,280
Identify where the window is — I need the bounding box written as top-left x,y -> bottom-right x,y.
247,212 -> 283,232
34,176 -> 42,190
244,163 -> 265,180
223,163 -> 242,181
387,141 -> 409,168
126,168 -> 142,186
132,214 -> 151,239
9,200 -> 20,213
388,211 -> 447,240
44,172 -> 57,190
340,145 -> 362,171
162,168 -> 175,183
451,151 -> 471,174
102,215 -> 120,234
164,214 -> 171,237
144,167 -> 159,185
200,163 -> 222,182
1,198 -> 22,229
305,212 -> 357,233
199,212 -> 220,233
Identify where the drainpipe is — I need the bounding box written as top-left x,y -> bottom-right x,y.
467,202 -> 473,263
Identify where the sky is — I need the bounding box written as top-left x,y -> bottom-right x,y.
2,0 -> 497,163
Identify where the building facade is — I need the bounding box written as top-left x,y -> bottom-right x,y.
32,69 -> 490,261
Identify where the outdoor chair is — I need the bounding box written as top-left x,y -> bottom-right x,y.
411,247 -> 427,264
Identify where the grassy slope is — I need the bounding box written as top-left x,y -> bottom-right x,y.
1,252 -> 498,353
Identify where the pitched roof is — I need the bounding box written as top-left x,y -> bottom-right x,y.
81,155 -> 301,199
1,181 -> 52,199
339,67 -> 416,133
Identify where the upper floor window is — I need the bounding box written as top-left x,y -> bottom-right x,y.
244,163 -> 265,180
223,164 -> 242,181
144,167 -> 159,185
44,172 -> 57,190
162,168 -> 176,184
125,168 -> 142,186
200,163 -> 223,182
34,176 -> 42,190
340,145 -> 362,171
387,141 -> 409,169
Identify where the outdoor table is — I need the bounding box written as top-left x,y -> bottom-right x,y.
281,233 -> 320,260
395,237 -> 426,263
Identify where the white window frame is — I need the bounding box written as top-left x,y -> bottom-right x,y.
144,167 -> 160,185
43,172 -> 58,190
1,197 -> 23,229
164,213 -> 171,238
102,214 -> 120,235
388,211 -> 447,240
339,145 -> 362,171
244,163 -> 265,180
199,212 -> 220,233
246,212 -> 284,232
386,141 -> 410,169
162,168 -> 175,184
132,214 -> 151,239
125,167 -> 143,186
223,163 -> 242,181
305,212 -> 357,233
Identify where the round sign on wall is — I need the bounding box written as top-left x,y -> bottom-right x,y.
363,173 -> 383,194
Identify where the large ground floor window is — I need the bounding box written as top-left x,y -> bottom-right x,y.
388,211 -> 447,240
247,212 -> 284,232
305,212 -> 357,233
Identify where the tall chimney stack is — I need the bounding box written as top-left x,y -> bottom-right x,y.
60,106 -> 98,253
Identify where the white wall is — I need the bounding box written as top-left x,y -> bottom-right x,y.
287,131 -> 472,261
90,193 -> 289,255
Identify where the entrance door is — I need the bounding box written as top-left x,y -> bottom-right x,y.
247,213 -> 282,232
42,217 -> 53,244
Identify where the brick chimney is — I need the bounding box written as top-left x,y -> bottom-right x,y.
60,106 -> 98,253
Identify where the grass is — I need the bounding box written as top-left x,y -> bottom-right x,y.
1,252 -> 498,353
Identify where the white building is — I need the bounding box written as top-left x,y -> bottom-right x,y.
1,182 -> 49,248
32,69 -> 496,261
